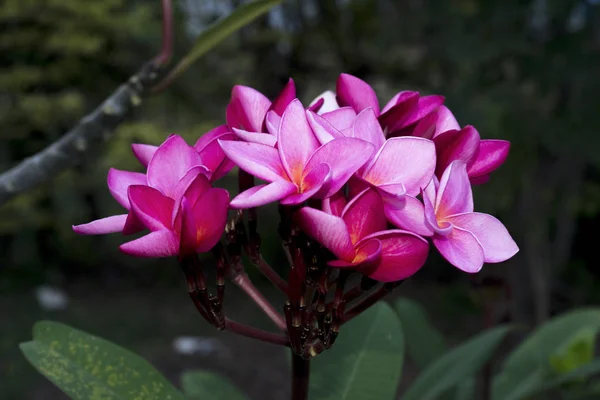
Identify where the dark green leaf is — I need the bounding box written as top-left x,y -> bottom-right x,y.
20,321 -> 184,400
181,370 -> 247,400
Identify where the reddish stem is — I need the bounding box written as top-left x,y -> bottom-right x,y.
225,319 -> 289,347
291,352 -> 311,400
255,256 -> 288,294
153,0 -> 173,66
232,272 -> 287,332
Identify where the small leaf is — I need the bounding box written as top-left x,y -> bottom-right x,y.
528,359 -> 600,398
394,298 -> 446,369
402,325 -> 513,400
181,370 -> 247,400
20,321 -> 184,400
157,0 -> 281,89
310,302 -> 404,400
549,328 -> 596,375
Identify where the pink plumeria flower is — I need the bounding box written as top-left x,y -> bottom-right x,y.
422,161 -> 518,272
432,106 -> 511,184
219,99 -> 375,208
131,127 -> 236,181
295,188 -> 429,282
336,73 -> 444,135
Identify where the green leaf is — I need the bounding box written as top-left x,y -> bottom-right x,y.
522,359 -> 600,399
158,0 -> 281,88
549,328 -> 596,374
310,302 -> 404,400
181,370 -> 247,400
394,298 -> 446,369
492,308 -> 600,400
402,325 -> 513,400
20,321 -> 184,400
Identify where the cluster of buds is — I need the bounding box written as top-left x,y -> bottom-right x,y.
73,73 -> 518,358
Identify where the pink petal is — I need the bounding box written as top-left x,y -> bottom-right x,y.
422,187 -> 452,236
436,161 -> 473,217
308,97 -> 325,113
294,207 -> 355,261
123,211 -> 145,235
282,163 -> 331,205
232,128 -> 276,147
321,107 -> 357,133
385,195 -> 434,236
265,110 -> 281,136
180,188 -> 229,254
306,111 -> 344,145
433,105 -> 460,138
304,137 -> 375,198
128,185 -> 174,231
278,99 -> 320,183
226,85 -> 271,132
194,125 -> 230,152
385,94 -> 443,133
230,180 -> 297,209
270,78 -> 296,115
336,73 -> 380,115
309,90 -> 339,114
376,183 -> 407,209
211,158 -> 237,181
434,126 -> 480,177
381,91 -> 418,114
361,137 -> 436,195
352,108 -> 385,148
445,212 -> 518,263
433,226 -> 484,273
72,214 -> 127,235
467,140 -> 510,179
196,133 -> 236,179
120,230 -> 179,258
131,144 -> 158,167
412,111 -> 438,139
412,95 -> 445,125
360,230 -> 429,282
378,92 -> 419,133
341,188 -> 386,244
322,190 -> 347,217
107,168 -> 147,209
218,140 -> 285,182
171,167 -> 212,225
147,135 -> 204,198
329,239 -> 382,270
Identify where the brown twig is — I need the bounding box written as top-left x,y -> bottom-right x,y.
225,318 -> 289,347
291,352 -> 311,400
255,256 -> 289,294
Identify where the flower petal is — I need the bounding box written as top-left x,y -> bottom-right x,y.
270,78 -> 296,115
433,105 -> 460,138
412,111 -> 438,139
128,185 -> 174,231
321,107 -> 357,134
278,99 -> 320,183
361,137 -> 436,195
171,167 -> 212,225
294,207 -> 355,261
218,140 -> 285,182
310,90 -> 339,114
72,214 -> 127,235
131,144 -> 157,167
385,195 -> 434,236
445,212 -> 518,263
329,239 -> 382,270
123,211 -> 145,235
378,92 -> 419,132
226,85 -> 271,132
180,188 -> 229,254
341,188 -> 386,244
107,168 -> 147,209
120,230 -> 179,258
232,128 -> 276,147
381,91 -> 418,114
282,163 -> 331,205
304,137 -> 375,198
433,226 -> 484,273
336,73 -> 380,115
422,186 -> 452,236
265,110 -> 281,136
194,125 -> 230,152
467,140 -> 510,180
436,161 -> 473,217
352,108 -> 385,148
196,131 -> 236,177
322,190 -> 347,217
376,183 -> 407,209
230,180 -> 297,209
306,110 -> 344,145
434,126 -> 480,177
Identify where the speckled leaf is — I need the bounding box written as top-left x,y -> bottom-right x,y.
309,302 -> 404,400
20,321 -> 184,400
181,370 -> 247,400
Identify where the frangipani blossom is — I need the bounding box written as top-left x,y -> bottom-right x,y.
295,188 -> 429,282
423,161 -> 518,272
219,99 -> 374,208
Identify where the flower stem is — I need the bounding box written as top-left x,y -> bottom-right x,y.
291,352 -> 311,400
225,318 -> 289,347
232,272 -> 287,332
255,256 -> 288,294
343,281 -> 403,323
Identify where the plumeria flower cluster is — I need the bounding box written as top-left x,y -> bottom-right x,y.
73,73 -> 518,357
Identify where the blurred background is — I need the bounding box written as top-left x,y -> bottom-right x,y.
1,0 -> 600,398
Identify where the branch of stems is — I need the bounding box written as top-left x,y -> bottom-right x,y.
343,282 -> 400,323
232,271 -> 287,332
254,256 -> 289,294
225,318 -> 289,346
291,352 -> 311,400
0,0 -> 173,207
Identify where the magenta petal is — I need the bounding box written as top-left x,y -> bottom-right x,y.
361,230 -> 429,282
436,161 -> 474,217
218,140 -> 285,182
270,78 -> 296,115
128,185 -> 174,231
328,239 -> 382,269
361,137 -> 436,196
422,186 -> 452,236
196,131 -> 236,173
180,188 -> 229,254
310,90 -> 339,114
308,97 -> 325,113
353,108 -> 385,148
278,99 -> 320,183
433,105 -> 460,138
376,183 -> 407,209
171,167 -> 211,225
294,207 -> 355,261
322,190 -> 347,217
123,211 -> 145,235
385,195 -> 434,237
230,180 -> 297,209
147,135 -> 204,198
434,126 -> 480,177
378,92 -> 419,132
433,226 -> 484,273
226,85 -> 271,132
283,163 -> 331,205
131,144 -> 158,167
265,110 -> 281,136
445,212 -> 518,263
381,91 -> 418,114
467,140 -> 510,179
412,95 -> 445,125
341,188 -> 386,244
232,128 -> 276,147
412,112 -> 438,139
72,214 -> 127,235
194,125 -> 230,152
321,107 -> 357,133
336,73 -> 380,115
306,110 -> 344,145
107,168 -> 147,209
120,230 -> 179,258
